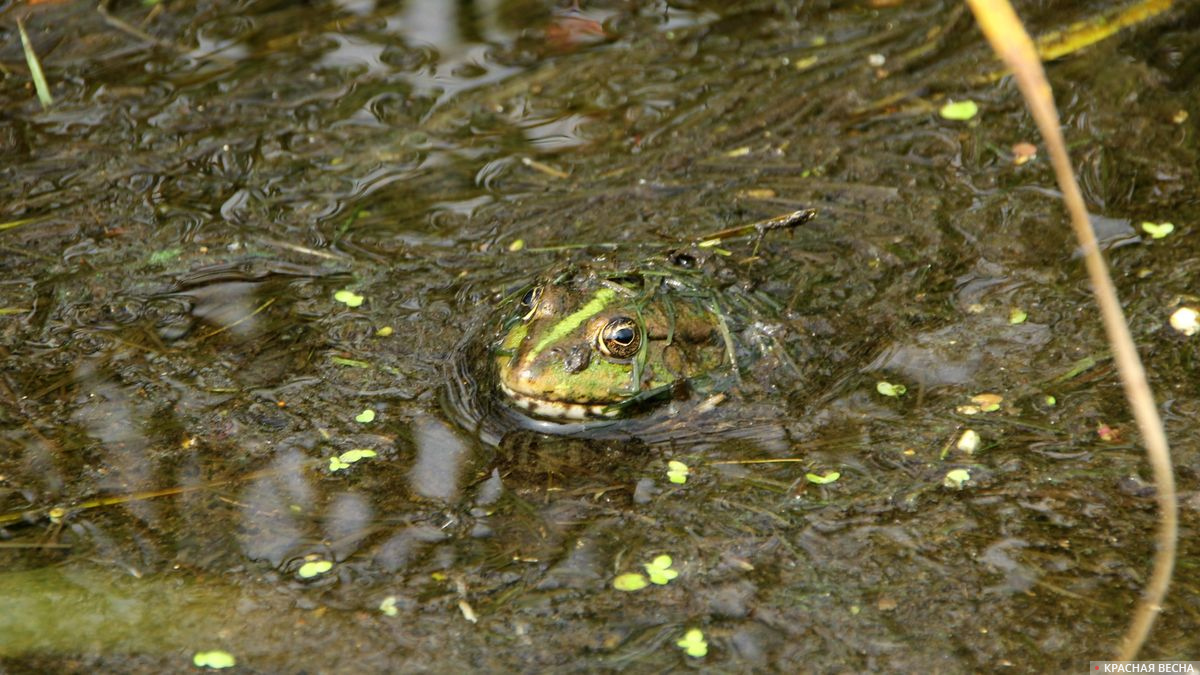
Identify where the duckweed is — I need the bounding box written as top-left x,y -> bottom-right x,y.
667,460 -> 690,485
676,628 -> 708,658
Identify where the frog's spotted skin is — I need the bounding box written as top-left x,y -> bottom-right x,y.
492,266 -> 725,420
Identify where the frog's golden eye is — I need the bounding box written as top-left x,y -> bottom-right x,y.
519,286 -> 542,320
597,317 -> 641,359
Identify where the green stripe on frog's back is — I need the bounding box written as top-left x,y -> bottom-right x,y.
528,288 -> 617,361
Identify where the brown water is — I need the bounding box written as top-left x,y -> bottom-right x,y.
1,0 -> 1198,671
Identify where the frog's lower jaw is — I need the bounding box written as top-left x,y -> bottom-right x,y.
498,381 -> 620,420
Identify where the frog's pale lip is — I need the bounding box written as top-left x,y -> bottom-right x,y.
498,381 -> 620,420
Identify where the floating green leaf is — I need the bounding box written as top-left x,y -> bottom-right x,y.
330,448 -> 377,472
647,568 -> 677,584
1009,308 -> 1027,324
612,573 -> 648,591
1044,395 -> 1057,406
644,555 -> 678,585
676,628 -> 708,658
298,560 -> 333,578
355,409 -> 376,423
343,449 -> 377,462
334,289 -> 365,307
805,471 -> 841,485
943,468 -> 971,489
939,100 -> 978,121
1140,221 -> 1174,239
667,460 -> 690,484
379,596 -> 398,617
508,239 -> 525,252
193,650 -> 236,669
876,381 -> 907,397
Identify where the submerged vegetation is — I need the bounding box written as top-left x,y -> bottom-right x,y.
0,0 -> 1196,670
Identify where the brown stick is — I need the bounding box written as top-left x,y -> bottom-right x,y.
966,0 -> 1177,660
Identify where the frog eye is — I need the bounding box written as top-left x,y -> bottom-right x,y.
519,286 -> 542,320
597,317 -> 641,359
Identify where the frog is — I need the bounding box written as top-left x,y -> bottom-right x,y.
493,264 -> 729,420
490,209 -> 817,422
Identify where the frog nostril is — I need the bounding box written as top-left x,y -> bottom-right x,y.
515,367 -> 539,387
563,345 -> 590,373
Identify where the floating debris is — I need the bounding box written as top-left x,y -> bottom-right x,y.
943,469 -> 971,489
1140,222 -> 1174,239
298,559 -> 333,579
521,157 -> 569,179
379,596 -> 398,617
458,600 -> 478,624
612,573 -> 648,591
793,55 -> 819,70
876,381 -> 907,397
972,394 -> 1003,412
1169,307 -> 1198,336
957,394 -> 1002,416
676,628 -> 708,658
667,460 -> 690,485
939,100 -> 978,121
192,650 -> 236,669
956,429 -> 981,454
740,188 -> 777,199
644,555 -> 678,585
1012,142 -> 1037,165
334,290 -> 365,307
329,449 -> 377,472
805,471 -> 841,485
355,409 -> 376,423
1097,423 -> 1121,442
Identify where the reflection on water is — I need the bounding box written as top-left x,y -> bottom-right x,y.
408,415 -> 471,501
323,491 -> 376,560
0,0 -> 1197,670
239,450 -> 312,566
70,360 -> 157,525
374,523 -> 448,572
176,281 -> 264,339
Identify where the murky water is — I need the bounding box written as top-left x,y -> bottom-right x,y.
1,0 -> 1198,671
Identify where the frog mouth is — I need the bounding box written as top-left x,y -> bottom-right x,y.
498,381 -> 620,420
